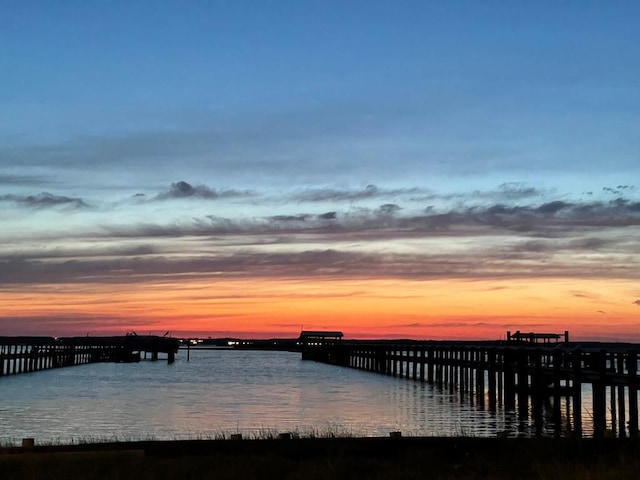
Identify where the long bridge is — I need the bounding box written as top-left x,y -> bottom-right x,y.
299,331 -> 640,439
0,335 -> 180,376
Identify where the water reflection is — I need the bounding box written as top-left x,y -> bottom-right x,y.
0,349 -> 606,444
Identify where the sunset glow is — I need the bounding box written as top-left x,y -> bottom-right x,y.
1,276 -> 638,341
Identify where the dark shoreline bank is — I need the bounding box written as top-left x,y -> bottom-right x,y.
2,437 -> 640,479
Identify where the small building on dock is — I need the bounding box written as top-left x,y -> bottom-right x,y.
506,330 -> 569,344
298,330 -> 343,347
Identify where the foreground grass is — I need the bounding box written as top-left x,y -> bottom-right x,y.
1,437 -> 639,480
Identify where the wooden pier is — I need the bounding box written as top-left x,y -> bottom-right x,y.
0,335 -> 180,376
301,336 -> 640,438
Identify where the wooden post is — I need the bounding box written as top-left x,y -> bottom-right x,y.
443,348 -> 451,385
497,350 -> 503,407
516,349 -> 528,420
552,349 -> 562,436
488,348 -> 497,409
458,348 -> 464,393
504,349 -> 516,410
572,349 -> 583,437
628,350 -> 638,438
617,354 -> 626,437
532,349 -> 544,435
591,350 -> 607,438
12,345 -> 18,374
610,382 -> 617,436
391,350 -> 397,377
476,349 -> 485,406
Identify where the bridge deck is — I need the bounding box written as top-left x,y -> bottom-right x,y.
0,335 -> 180,376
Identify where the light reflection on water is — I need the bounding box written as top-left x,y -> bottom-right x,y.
0,349 -> 592,443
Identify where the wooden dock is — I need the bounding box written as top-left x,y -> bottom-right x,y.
301,337 -> 640,438
0,335 -> 180,376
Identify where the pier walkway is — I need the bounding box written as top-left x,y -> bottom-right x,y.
0,335 -> 180,376
301,336 -> 640,438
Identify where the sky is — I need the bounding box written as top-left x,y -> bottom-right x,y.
1,0 -> 639,341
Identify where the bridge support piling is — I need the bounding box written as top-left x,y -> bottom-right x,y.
572,349 -> 583,437
628,351 -> 638,438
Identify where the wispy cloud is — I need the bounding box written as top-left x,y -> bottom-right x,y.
0,192 -> 90,209
154,181 -> 253,201
290,184 -> 428,203
0,174 -> 51,186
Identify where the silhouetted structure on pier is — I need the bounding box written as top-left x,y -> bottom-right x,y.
301,334 -> 640,439
507,330 -> 569,344
298,330 -> 343,350
0,335 -> 180,376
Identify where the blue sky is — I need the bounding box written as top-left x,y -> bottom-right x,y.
1,1 -> 640,338
3,0 -> 638,193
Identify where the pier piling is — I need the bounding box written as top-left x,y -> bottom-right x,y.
301,337 -> 640,438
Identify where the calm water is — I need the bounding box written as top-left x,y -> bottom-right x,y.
0,349 -> 592,444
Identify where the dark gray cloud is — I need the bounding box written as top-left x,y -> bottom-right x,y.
3,237 -> 639,287
603,185 -> 637,196
378,204 -> 401,215
93,195 -> 640,241
0,192 -> 89,209
269,214 -> 312,222
634,300 -> 640,306
291,185 -> 428,203
535,201 -> 572,214
2,186 -> 640,288
492,182 -> 542,200
154,181 -> 252,200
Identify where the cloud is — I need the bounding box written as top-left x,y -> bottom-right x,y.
3,232 -> 639,287
290,184 -> 428,203
571,291 -> 600,300
496,182 -> 541,198
378,204 -> 401,215
86,193 -> 640,244
535,201 -> 572,214
603,185 -> 637,196
154,181 -> 251,200
0,174 -> 50,186
0,192 -> 89,209
633,300 -> 640,306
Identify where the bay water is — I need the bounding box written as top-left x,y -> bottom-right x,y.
0,349 -> 589,445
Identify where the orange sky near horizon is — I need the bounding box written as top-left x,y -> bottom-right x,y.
1,276 -> 638,341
